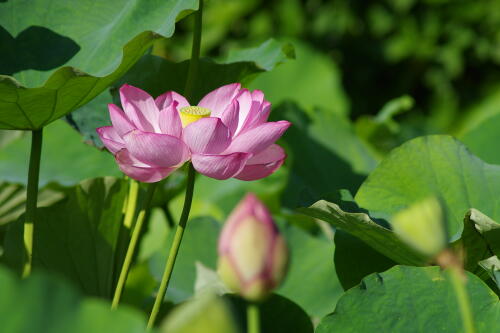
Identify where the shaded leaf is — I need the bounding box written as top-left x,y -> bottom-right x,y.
0,181 -> 64,225
3,177 -> 128,298
273,102 -> 377,209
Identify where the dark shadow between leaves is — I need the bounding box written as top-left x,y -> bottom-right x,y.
270,101 -> 367,209
0,25 -> 80,75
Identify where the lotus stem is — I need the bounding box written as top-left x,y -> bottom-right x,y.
111,182 -> 158,309
449,266 -> 476,333
22,129 -> 43,278
247,302 -> 260,333
146,1 -> 202,327
147,164 -> 196,329
123,179 -> 139,230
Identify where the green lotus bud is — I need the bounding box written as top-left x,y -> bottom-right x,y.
392,196 -> 447,258
217,193 -> 288,301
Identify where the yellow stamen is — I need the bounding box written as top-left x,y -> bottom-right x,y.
178,106 -> 211,127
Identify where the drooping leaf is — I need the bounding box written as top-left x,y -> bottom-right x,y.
479,256 -> 500,291
355,135 -> 500,241
71,39 -> 295,147
0,0 -> 198,129
0,265 -> 149,333
3,177 -> 128,298
458,209 -> 500,279
316,266 -> 500,333
0,120 -> 120,186
298,200 -> 425,266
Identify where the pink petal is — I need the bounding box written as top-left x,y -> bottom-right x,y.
198,83 -> 241,116
123,130 -> 190,168
182,117 -> 231,154
230,89 -> 252,135
159,101 -> 182,138
191,152 -> 251,180
219,100 -> 239,136
225,121 -> 291,155
251,90 -> 265,104
235,144 -> 286,181
115,149 -> 177,183
119,84 -> 159,132
236,94 -> 271,135
155,91 -> 190,110
96,126 -> 125,154
108,104 -> 135,136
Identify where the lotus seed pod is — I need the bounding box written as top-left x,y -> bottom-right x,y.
392,196 -> 447,259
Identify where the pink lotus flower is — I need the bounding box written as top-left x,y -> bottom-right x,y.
217,193 -> 288,301
181,83 -> 290,180
97,83 -> 290,182
96,85 -> 190,182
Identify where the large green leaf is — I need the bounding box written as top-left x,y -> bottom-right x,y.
0,265 -> 149,333
72,39 -> 294,147
355,135 -> 500,240
0,120 -> 120,186
316,266 -> 500,333
3,177 -> 128,298
0,0 -> 198,129
460,112 -> 500,165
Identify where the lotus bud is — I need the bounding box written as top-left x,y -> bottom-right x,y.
392,196 -> 447,259
217,193 -> 288,301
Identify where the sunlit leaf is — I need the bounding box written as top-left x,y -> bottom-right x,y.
316,266 -> 500,333
0,0 -> 198,129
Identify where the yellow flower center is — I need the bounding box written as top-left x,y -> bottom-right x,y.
178,106 -> 211,127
